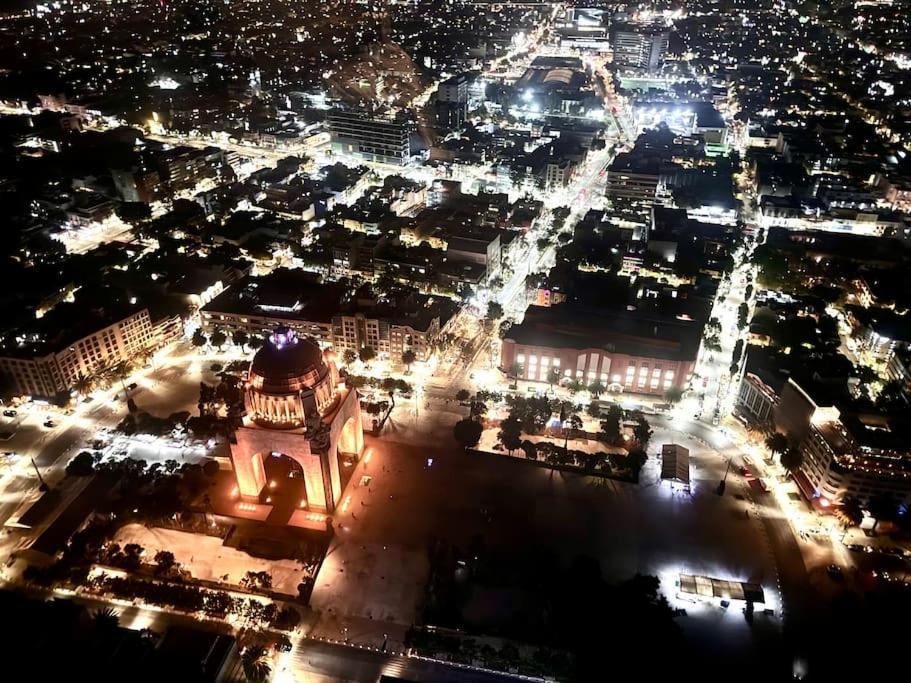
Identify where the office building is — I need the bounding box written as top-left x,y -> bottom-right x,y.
611,25 -> 669,74
773,380 -> 911,506
437,74 -> 470,104
328,109 -> 411,165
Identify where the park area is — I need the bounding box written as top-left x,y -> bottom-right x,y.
454,393 -> 652,480
112,523 -> 315,597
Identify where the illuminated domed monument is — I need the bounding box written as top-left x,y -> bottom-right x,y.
229,328 -> 363,521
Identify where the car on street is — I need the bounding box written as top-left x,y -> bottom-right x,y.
2,409 -> 16,417
43,420 -> 57,428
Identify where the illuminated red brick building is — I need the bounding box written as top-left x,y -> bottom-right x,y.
500,304 -> 701,395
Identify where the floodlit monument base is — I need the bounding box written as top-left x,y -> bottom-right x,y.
230,388 -> 363,513
223,328 -> 364,529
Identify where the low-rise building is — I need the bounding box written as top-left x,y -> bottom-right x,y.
201,270 -> 456,363
500,303 -> 701,395
774,380 -> 911,505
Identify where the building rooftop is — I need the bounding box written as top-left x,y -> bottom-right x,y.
204,269 -> 348,324
505,303 -> 704,362
203,269 -> 457,333
250,328 -> 328,395
0,288 -> 146,359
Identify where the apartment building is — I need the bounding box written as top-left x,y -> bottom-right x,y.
0,306 -> 155,398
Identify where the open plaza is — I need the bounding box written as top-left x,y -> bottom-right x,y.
309,430 -> 786,670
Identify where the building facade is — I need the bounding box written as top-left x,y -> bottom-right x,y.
0,308 -> 155,397
328,109 -> 411,165
772,380 -> 911,505
330,312 -> 441,363
798,417 -> 911,506
201,280 -> 454,364
501,340 -> 693,396
605,161 -> 661,199
736,372 -> 778,423
611,26 -> 669,73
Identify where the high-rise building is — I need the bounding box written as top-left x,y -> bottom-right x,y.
435,74 -> 470,132
611,25 -> 669,74
328,109 -> 411,165
437,74 -> 470,104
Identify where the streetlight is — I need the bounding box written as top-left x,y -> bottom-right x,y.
716,455 -> 734,496
31,457 -> 49,493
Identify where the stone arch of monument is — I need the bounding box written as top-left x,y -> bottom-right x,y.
231,428 -> 331,511
337,415 -> 363,456
229,328 -> 365,517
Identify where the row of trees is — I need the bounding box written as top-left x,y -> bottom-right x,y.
764,431 -> 804,474
99,542 -> 181,577
491,399 -> 651,478
191,327 -> 260,352
71,348 -> 155,399
340,346 -> 417,371
65,453 -> 219,523
87,573 -> 300,629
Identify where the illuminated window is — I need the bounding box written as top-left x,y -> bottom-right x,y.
529,356 -> 538,365
612,374 -> 621,383
541,357 -> 549,366
517,354 -> 525,363
553,358 -> 560,367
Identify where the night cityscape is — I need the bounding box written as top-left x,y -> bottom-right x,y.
0,0 -> 910,680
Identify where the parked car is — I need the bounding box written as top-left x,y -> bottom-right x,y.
2,409 -> 16,417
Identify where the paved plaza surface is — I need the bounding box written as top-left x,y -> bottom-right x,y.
112,523 -> 313,596
311,428 -> 788,670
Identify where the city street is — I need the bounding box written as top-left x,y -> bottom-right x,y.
0,343 -> 239,547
